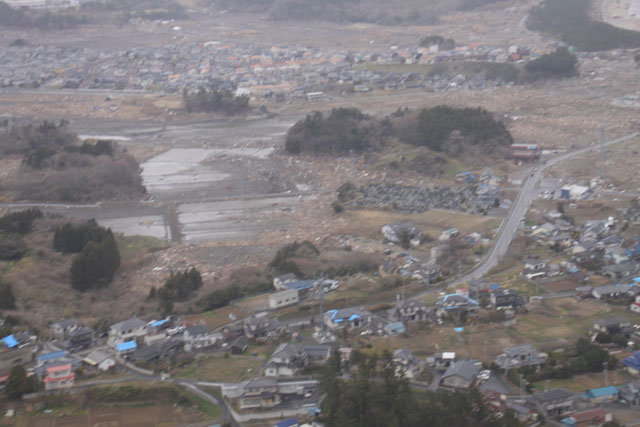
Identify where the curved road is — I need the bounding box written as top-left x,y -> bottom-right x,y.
443,132 -> 639,290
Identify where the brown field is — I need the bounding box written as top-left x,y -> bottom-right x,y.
16,405 -> 205,427
171,355 -> 261,382
342,209 -> 501,241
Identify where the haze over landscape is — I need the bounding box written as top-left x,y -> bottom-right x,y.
2,0 -> 640,426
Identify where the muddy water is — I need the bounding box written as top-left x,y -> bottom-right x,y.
68,118 -> 304,243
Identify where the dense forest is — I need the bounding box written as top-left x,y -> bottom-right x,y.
0,209 -> 42,263
285,106 -> 512,167
285,108 -> 389,154
0,1 -> 89,29
213,0 -> 502,25
182,88 -> 250,115
320,350 -> 522,427
53,221 -> 121,292
523,47 -> 579,81
527,0 -> 640,51
0,121 -> 145,202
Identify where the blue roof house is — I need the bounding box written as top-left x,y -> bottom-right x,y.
623,351 -> 640,375
273,419 -> 298,427
324,308 -> 371,330
1,334 -> 18,348
582,386 -> 619,403
37,351 -> 67,366
117,341 -> 137,353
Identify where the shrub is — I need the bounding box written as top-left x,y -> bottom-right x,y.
523,47 -> 578,81
158,268 -> 203,303
183,87 -> 249,115
53,220 -> 111,253
70,229 -> 120,292
285,108 -> 386,154
0,280 -> 16,309
332,200 -> 344,214
0,208 -> 42,235
0,233 -> 28,260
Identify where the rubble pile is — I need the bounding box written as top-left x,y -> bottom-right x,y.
351,184 -> 475,213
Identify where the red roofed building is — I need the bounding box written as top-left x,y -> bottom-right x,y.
562,408 -> 612,427
44,363 -> 75,391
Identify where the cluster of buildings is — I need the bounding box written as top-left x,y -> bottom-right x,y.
0,32 -> 544,97
524,209 -> 640,284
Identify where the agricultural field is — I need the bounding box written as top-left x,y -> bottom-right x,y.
1,384 -> 222,427
171,355 -> 261,382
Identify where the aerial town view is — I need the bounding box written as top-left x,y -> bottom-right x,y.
2,0 -> 640,425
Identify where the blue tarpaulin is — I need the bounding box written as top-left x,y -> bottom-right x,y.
117,341 -> 137,352
1,335 -> 18,348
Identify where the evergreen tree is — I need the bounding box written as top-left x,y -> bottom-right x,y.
0,280 -> 16,309
5,365 -> 28,400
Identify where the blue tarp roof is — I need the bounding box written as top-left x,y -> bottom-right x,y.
1,335 -> 18,348
583,386 -> 619,399
623,351 -> 640,370
283,280 -> 316,291
117,341 -> 137,352
633,277 -> 640,284
454,327 -> 464,332
38,351 -> 66,362
150,319 -> 169,327
385,322 -> 406,333
274,418 -> 298,427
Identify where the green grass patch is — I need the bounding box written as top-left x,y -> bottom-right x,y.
172,355 -> 260,382
178,388 -> 222,420
116,235 -> 167,258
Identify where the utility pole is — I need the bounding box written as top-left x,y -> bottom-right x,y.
349,148 -> 356,184
604,361 -> 608,387
599,126 -> 606,180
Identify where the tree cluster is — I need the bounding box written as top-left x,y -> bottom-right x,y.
523,47 -> 578,81
0,209 -> 42,262
196,280 -> 271,312
527,0 -> 640,51
0,2 -> 88,30
321,350 -> 522,427
61,223 -> 120,292
0,280 -> 16,310
214,0 -> 501,25
395,106 -> 513,156
0,121 -> 145,202
152,268 -> 203,314
4,365 -> 41,400
508,338 -> 618,386
285,108 -> 389,154
269,240 -> 320,275
0,208 -> 42,235
420,35 -> 455,50
53,220 -> 111,253
182,87 -> 250,115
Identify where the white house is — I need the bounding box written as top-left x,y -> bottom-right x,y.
107,318 -> 147,348
183,324 -> 221,351
269,289 -> 299,309
84,350 -> 116,371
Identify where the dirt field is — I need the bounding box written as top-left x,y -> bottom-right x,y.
341,209 -> 501,241
171,355 -> 260,382
13,405 -> 208,427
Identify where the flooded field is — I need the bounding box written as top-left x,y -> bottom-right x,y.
50,117 -> 310,243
